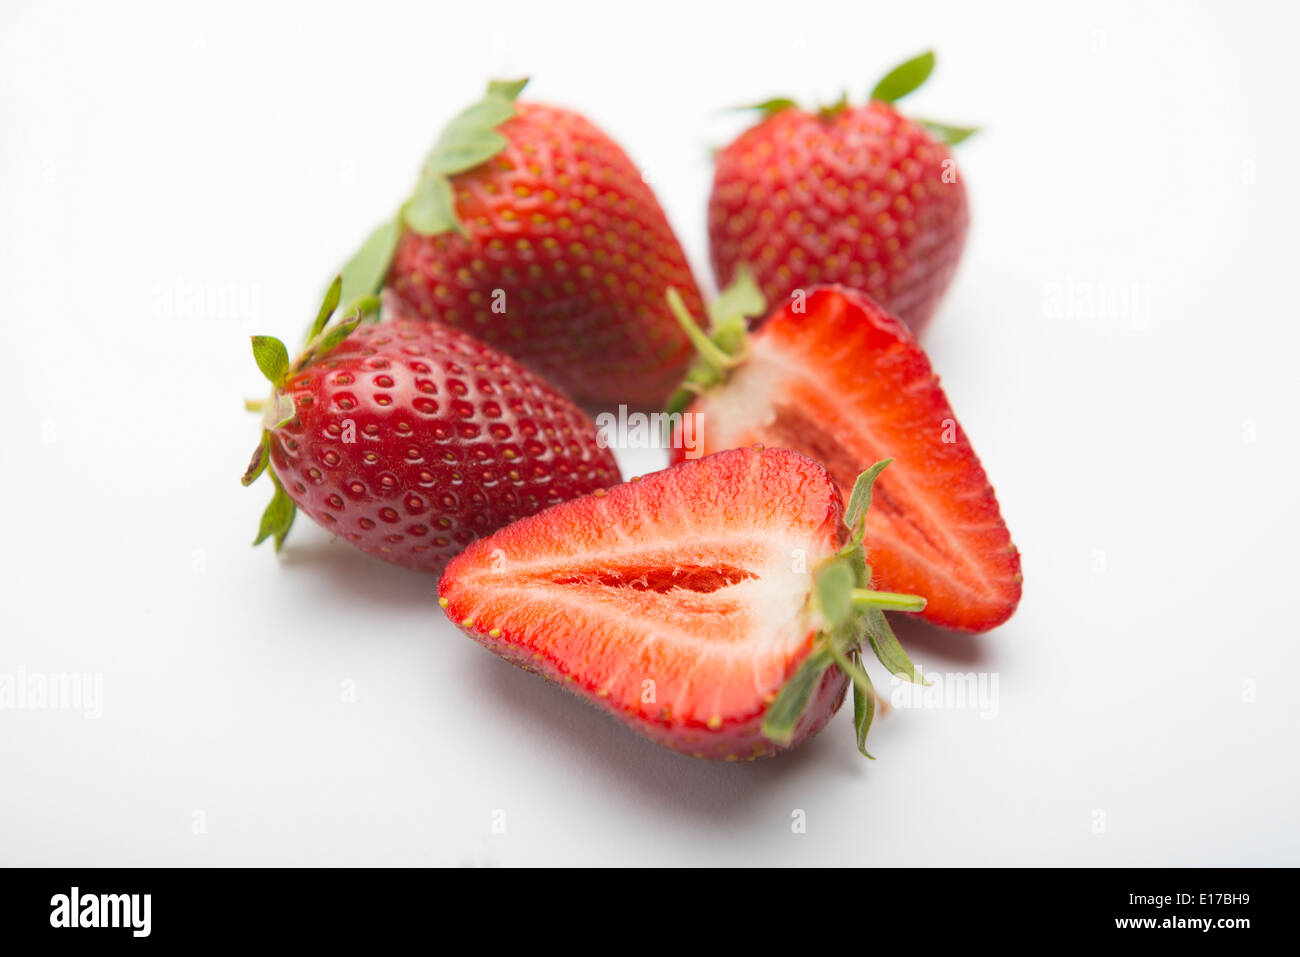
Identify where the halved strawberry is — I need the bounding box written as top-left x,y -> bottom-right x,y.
665,278 -> 1022,632
438,447 -> 927,760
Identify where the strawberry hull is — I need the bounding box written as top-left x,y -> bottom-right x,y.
437,447 -> 857,759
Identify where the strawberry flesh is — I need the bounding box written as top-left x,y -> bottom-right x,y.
438,447 -> 851,759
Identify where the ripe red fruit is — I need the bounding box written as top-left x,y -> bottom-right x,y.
709,52 -> 974,333
665,278 -> 1021,633
242,279 -> 620,572
439,446 -> 929,760
337,78 -> 706,408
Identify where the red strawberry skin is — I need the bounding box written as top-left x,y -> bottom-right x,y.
438,447 -> 850,760
709,102 -> 968,332
671,287 -> 1020,632
388,102 -> 706,408
266,319 -> 620,572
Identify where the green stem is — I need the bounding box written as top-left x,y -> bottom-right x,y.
851,588 -> 927,613
666,287 -> 735,372
245,398 -> 266,412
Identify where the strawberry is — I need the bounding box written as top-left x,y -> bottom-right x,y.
438,446 -> 928,760
664,276 -> 1022,633
336,78 -> 706,408
709,52 -> 974,332
242,278 -> 620,572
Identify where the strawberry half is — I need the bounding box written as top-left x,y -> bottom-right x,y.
335,78 -> 705,407
242,278 -> 620,572
664,277 -> 1022,633
710,52 -> 974,333
438,446 -> 928,760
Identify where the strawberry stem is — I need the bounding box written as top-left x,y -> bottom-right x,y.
663,270 -> 765,418
851,588 -> 926,613
666,287 -> 737,372
244,398 -> 266,412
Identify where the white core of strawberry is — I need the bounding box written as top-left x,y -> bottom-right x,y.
689,337 -> 789,447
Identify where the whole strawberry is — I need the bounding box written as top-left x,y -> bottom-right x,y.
709,52 -> 974,332
242,279 -> 620,571
337,79 -> 706,408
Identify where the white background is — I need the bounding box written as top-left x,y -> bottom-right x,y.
2,0 -> 1297,866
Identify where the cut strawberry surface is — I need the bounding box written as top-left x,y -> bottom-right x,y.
438,446 -> 927,759
667,281 -> 1021,633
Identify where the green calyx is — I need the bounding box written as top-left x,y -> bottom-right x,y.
242,276 -> 381,553
739,51 -> 977,146
663,265 -> 766,418
332,78 -> 529,312
870,50 -> 979,146
761,460 -> 929,757
736,97 -> 798,118
869,50 -> 935,104
914,119 -> 978,146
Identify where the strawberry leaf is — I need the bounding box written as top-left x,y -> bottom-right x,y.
253,476 -> 296,552
307,275 -> 343,343
762,647 -> 833,747
847,549 -> 871,591
404,173 -> 463,235
427,128 -> 510,178
870,50 -> 935,104
241,440 -> 268,486
815,561 -> 855,629
737,97 -> 798,118
425,84 -> 519,174
314,313 -> 362,359
863,607 -> 925,684
339,217 -> 401,307
251,336 -> 290,386
850,649 -> 877,759
917,119 -> 978,146
844,458 -> 892,544
487,77 -> 529,100
401,78 -> 528,237
825,639 -> 877,753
